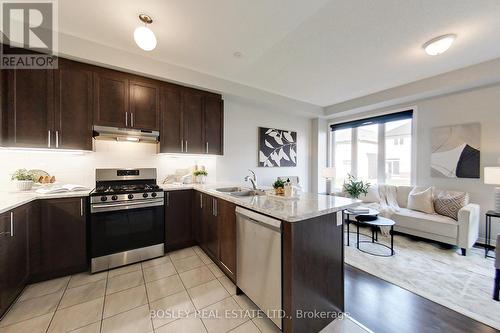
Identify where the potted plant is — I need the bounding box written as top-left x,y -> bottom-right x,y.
193,170 -> 208,184
342,174 -> 370,199
11,169 -> 35,191
273,179 -> 286,196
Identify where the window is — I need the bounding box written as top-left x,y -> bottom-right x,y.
330,111 -> 413,187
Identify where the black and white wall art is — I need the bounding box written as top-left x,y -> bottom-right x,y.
258,127 -> 297,167
430,123 -> 480,178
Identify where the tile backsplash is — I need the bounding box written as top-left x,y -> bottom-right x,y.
0,140 -> 217,190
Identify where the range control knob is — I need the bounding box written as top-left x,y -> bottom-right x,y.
128,194 -> 134,199
111,195 -> 118,201
100,196 -> 107,202
143,193 -> 148,198
151,192 -> 157,198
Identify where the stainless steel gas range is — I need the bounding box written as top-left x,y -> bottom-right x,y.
89,168 -> 164,273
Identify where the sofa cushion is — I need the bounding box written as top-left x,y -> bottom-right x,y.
392,208 -> 458,238
434,191 -> 468,220
396,186 -> 413,208
407,187 -> 435,214
360,184 -> 380,203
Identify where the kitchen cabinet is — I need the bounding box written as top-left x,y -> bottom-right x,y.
129,79 -> 160,131
35,197 -> 87,280
182,89 -> 205,154
164,190 -> 194,252
0,204 -> 29,318
1,68 -> 54,148
54,59 -> 94,150
1,60 -> 93,150
217,199 -> 236,280
196,192 -> 218,259
204,95 -> 224,155
160,85 -> 183,153
93,69 -> 129,128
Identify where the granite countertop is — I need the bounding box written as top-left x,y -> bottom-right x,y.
0,183 -> 359,222
160,183 -> 359,222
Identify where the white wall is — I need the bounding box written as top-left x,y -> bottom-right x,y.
216,95 -> 312,191
329,83 -> 500,244
0,141 -> 216,190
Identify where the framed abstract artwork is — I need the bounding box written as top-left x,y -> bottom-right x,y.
258,127 -> 297,167
430,123 -> 480,178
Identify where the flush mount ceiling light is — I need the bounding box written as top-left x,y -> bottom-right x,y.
423,34 -> 456,56
134,14 -> 157,51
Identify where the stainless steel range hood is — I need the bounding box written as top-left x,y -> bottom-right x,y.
93,126 -> 159,143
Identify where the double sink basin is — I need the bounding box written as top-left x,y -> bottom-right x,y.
215,187 -> 266,197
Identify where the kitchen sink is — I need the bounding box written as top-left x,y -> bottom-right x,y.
215,187 -> 243,193
215,187 -> 265,197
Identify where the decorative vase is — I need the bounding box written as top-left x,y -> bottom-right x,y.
197,175 -> 207,184
274,187 -> 285,196
16,180 -> 34,191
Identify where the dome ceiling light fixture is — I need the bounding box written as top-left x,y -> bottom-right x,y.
423,34 -> 456,56
134,14 -> 157,51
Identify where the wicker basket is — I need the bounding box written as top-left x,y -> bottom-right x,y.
16,180 -> 34,191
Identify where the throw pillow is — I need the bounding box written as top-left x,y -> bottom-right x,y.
360,184 -> 380,203
434,191 -> 468,220
407,187 -> 435,214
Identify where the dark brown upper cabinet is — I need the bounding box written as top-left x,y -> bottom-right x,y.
182,88 -> 205,154
93,69 -> 129,128
129,79 -> 160,131
204,95 -> 224,155
160,85 -> 183,153
1,68 -> 54,148
54,59 -> 94,150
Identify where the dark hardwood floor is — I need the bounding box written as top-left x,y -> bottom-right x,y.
345,264 -> 499,333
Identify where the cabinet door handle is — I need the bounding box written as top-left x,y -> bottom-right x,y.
131,113 -> 134,127
48,130 -> 51,148
55,131 -> 59,148
80,198 -> 84,216
125,112 -> 128,127
181,140 -> 184,152
213,198 -> 217,217
166,192 -> 170,207
200,194 -> 203,209
185,140 -> 188,153
10,212 -> 14,237
206,142 -> 209,154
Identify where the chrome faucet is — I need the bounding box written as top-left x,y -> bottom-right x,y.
244,169 -> 258,190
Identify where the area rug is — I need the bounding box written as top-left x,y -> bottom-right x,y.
344,230 -> 500,330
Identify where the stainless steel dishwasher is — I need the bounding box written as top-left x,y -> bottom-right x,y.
236,207 -> 282,330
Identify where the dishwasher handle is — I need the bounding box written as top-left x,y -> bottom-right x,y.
235,207 -> 281,232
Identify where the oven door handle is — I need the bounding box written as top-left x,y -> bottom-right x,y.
91,199 -> 164,213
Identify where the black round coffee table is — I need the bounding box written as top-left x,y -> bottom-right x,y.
355,216 -> 395,257
344,207 -> 379,246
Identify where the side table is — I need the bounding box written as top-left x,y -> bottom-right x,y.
485,210 -> 499,259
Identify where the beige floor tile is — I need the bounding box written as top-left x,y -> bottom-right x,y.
197,251 -> 214,265
201,297 -> 247,333
169,247 -> 197,261
252,316 -> 281,333
141,255 -> 172,269
192,246 -> 204,255
0,312 -> 53,333
101,304 -> 152,333
179,266 -> 216,289
149,290 -> 196,328
18,276 -> 70,302
146,274 -> 185,302
69,321 -> 102,333
0,291 -> 62,327
232,295 -> 261,319
103,285 -> 148,318
106,270 -> 144,295
48,297 -> 103,333
218,276 -> 237,295
107,263 -> 142,279
143,262 -> 177,283
207,263 -> 224,278
229,320 -> 261,333
155,316 -> 207,333
59,279 -> 106,309
68,271 -> 107,289
187,280 -> 230,310
172,255 -> 204,273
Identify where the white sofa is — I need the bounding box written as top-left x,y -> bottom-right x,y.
356,185 -> 480,255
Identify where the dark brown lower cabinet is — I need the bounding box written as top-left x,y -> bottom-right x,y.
32,197 -> 87,281
164,190 -> 194,252
0,204 -> 29,318
218,199 -> 236,281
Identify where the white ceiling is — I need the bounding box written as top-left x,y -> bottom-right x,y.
59,0 -> 500,107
